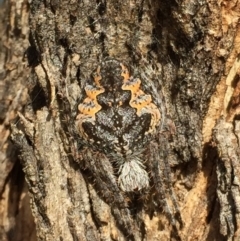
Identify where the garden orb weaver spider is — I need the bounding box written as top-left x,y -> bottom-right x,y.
76,58 -> 181,238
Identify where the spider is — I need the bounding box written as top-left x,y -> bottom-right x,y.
75,58 -> 181,239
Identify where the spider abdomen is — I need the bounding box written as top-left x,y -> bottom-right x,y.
76,58 -> 161,191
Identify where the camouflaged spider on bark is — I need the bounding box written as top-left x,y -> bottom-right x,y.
75,58 -> 182,236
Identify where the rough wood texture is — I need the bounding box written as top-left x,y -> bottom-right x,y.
0,0 -> 240,240
0,0 -> 36,240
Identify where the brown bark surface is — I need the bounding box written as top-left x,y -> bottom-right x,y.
0,0 -> 240,240
0,0 -> 36,241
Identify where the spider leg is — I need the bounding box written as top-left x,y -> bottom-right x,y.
159,138 -> 183,229
149,135 -> 183,239
80,147 -> 141,240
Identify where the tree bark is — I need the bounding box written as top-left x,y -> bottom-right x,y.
1,0 -> 240,240
0,0 -> 36,240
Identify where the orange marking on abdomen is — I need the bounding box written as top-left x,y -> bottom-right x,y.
76,84 -> 104,139
130,92 -> 151,114
78,85 -> 104,118
121,64 -> 161,132
122,78 -> 150,115
78,66 -> 104,119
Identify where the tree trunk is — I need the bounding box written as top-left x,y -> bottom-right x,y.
0,0 -> 36,240
1,0 -> 240,240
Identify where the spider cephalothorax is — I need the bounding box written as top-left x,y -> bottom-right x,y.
76,58 -> 161,192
